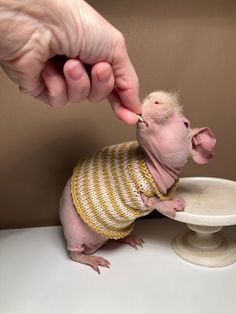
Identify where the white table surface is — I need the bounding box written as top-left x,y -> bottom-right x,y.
0,218 -> 236,314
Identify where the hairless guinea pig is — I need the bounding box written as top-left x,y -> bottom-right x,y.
59,91 -> 216,273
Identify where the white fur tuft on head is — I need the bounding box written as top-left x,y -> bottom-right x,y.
142,91 -> 182,112
141,91 -> 183,123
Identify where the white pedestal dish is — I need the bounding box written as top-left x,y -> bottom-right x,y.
172,177 -> 236,268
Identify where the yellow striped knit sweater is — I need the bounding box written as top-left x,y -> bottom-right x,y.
71,141 -> 177,240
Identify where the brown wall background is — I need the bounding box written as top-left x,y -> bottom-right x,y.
0,0 -> 236,229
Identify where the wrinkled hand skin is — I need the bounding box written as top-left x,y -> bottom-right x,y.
0,0 -> 140,124
59,91 -> 216,273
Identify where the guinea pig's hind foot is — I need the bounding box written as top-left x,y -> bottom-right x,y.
69,251 -> 111,274
118,234 -> 144,250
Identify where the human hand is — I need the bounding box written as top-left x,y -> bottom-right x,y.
0,0 -> 140,124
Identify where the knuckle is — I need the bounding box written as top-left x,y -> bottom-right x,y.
116,31 -> 126,48
69,88 -> 89,104
87,94 -> 103,103
112,30 -> 126,55
88,88 -> 112,103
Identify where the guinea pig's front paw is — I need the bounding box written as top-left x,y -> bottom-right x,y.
171,195 -> 186,210
157,196 -> 185,218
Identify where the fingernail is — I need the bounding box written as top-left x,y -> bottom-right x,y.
68,61 -> 83,80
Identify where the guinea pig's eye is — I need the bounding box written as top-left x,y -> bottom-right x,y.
154,101 -> 159,104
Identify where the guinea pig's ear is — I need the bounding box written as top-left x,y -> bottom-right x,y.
191,127 -> 216,164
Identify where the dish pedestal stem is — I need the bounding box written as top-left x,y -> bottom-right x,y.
173,224 -> 236,267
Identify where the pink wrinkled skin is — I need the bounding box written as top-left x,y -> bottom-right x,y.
138,91 -> 216,216
59,91 -> 216,273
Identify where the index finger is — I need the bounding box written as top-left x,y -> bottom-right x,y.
109,35 -> 141,120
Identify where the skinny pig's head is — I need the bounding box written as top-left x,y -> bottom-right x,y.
137,91 -> 216,171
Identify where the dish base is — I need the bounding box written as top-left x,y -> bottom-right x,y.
173,224 -> 236,268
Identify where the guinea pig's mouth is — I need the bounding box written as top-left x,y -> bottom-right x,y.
137,114 -> 149,127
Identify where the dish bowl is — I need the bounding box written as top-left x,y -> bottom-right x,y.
170,177 -> 236,267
